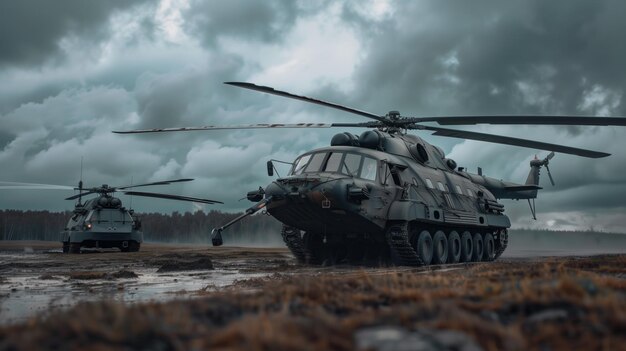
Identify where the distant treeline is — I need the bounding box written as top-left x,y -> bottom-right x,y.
1,210 -> 625,251
0,209 -> 283,244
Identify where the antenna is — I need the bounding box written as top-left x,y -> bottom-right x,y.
129,176 -> 133,210
78,156 -> 84,206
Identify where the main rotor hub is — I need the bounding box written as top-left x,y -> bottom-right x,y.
387,110 -> 401,120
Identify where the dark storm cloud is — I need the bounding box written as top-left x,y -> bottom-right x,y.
344,1 -> 626,120
0,131 -> 14,151
133,54 -> 245,129
183,0 -> 301,47
335,0 -> 626,225
0,0 -> 152,67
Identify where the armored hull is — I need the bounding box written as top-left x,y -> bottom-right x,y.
60,200 -> 143,253
262,144 -> 511,266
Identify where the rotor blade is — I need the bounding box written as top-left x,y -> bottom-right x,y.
545,151 -> 555,161
417,115 -> 626,126
419,125 -> 610,158
113,122 -> 378,134
0,181 -> 74,190
225,82 -> 388,123
65,191 -> 97,200
122,191 -> 223,204
116,178 -> 194,190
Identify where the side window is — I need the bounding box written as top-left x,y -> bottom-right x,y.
360,157 -> 377,181
292,155 -> 311,175
466,188 -> 474,197
305,153 -> 327,172
455,185 -> 463,195
425,178 -> 434,189
324,152 -> 343,172
437,182 -> 446,192
343,153 -> 362,176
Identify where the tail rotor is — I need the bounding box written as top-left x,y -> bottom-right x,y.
542,152 -> 555,186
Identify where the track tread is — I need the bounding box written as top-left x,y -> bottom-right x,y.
386,223 -> 423,267
493,229 -> 508,260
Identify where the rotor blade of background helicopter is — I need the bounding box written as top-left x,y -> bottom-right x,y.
115,178 -> 194,190
113,122 -> 379,134
225,82 -> 388,123
0,181 -> 74,190
414,115 -> 626,126
122,191 -> 223,204
419,125 -> 610,158
65,191 -> 98,200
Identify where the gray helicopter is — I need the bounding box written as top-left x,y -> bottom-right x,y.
1,178 -> 222,253
61,178 -> 223,253
115,82 -> 626,266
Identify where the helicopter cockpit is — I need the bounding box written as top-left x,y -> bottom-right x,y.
290,151 -> 378,182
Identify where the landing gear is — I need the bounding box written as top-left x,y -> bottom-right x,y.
62,241 -> 69,253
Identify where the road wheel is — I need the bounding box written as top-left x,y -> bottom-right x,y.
460,231 -> 473,262
447,231 -> 461,263
472,233 -> 483,262
483,233 -> 495,261
415,230 -> 433,265
69,243 -> 81,254
432,230 -> 448,264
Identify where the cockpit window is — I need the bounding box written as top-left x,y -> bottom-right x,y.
360,157 -> 377,181
305,152 -> 327,172
292,154 -> 311,175
343,153 -> 361,176
324,152 -> 343,172
292,152 -> 378,181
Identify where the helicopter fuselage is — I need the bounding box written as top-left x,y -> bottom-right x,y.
60,195 -> 143,252
264,146 -> 508,240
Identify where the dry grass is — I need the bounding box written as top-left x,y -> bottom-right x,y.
1,255 -> 625,350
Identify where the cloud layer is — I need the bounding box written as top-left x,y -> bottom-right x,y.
1,0 -> 625,231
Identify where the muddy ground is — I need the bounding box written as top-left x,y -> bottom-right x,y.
0,241 -> 624,350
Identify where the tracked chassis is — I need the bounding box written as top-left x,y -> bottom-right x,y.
280,223 -> 508,266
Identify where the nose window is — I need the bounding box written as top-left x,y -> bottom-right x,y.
292,154 -> 311,175
324,152 -> 343,172
304,152 -> 327,172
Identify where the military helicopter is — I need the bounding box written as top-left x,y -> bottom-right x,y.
114,82 -> 626,266
1,178 -> 222,253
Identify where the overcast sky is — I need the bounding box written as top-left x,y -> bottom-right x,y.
1,0 -> 626,232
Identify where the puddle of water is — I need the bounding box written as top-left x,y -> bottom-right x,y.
0,266 -> 269,326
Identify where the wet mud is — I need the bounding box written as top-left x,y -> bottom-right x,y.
0,241 -> 624,350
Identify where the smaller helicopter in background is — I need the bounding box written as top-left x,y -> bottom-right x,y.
0,178 -> 222,253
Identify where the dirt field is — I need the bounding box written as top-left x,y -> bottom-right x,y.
0,241 -> 625,350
